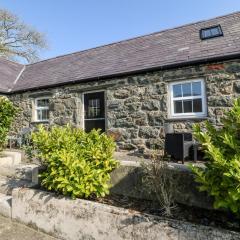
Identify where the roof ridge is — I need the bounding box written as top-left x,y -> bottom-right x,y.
26,11 -> 240,66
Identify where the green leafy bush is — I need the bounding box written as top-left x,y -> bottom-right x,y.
31,125 -> 118,199
0,97 -> 18,150
190,98 -> 240,215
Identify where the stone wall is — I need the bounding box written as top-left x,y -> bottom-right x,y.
12,188 -> 240,240
110,159 -> 213,210
9,59 -> 240,155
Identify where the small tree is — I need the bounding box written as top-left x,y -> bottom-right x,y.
190,98 -> 240,215
0,9 -> 47,63
0,97 -> 18,150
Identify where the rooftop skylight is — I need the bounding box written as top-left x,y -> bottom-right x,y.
200,25 -> 223,40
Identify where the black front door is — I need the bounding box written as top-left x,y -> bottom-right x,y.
84,91 -> 105,133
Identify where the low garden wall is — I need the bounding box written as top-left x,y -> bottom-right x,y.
12,188 -> 240,240
110,160 -> 213,210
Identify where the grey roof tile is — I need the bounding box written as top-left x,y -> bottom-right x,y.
0,58 -> 23,92
2,11 -> 240,93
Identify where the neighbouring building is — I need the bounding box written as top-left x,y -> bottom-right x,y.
1,12 -> 240,156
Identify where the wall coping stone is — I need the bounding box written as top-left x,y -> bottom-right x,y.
11,188 -> 240,240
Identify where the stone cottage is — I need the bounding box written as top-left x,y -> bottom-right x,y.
1,12 -> 240,156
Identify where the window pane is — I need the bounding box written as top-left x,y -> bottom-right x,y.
182,83 -> 191,97
210,27 -> 220,36
37,99 -> 49,107
41,109 -> 49,120
203,29 -> 211,38
193,99 -> 202,112
192,82 -> 201,96
173,84 -> 182,97
88,98 -> 101,118
37,109 -> 49,121
174,100 -> 183,113
183,100 -> 192,113
37,110 -> 42,120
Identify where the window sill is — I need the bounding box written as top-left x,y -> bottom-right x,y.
31,120 -> 50,124
166,116 -> 208,121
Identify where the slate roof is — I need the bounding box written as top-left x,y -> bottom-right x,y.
0,58 -> 24,92
1,11 -> 240,93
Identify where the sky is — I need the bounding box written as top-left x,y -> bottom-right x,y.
1,0 -> 240,61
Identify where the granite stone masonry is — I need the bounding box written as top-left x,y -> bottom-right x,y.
9,60 -> 240,155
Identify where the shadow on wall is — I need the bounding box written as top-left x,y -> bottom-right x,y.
109,162 -> 213,210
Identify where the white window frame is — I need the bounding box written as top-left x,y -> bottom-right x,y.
169,79 -> 207,118
34,97 -> 50,122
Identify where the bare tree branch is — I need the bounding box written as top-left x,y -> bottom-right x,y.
0,9 -> 48,63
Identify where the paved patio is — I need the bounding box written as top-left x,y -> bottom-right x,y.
0,215 -> 57,240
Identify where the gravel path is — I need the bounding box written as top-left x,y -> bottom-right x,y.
0,215 -> 57,240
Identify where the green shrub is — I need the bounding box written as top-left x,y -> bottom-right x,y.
0,97 -> 18,150
31,125 -> 118,199
190,98 -> 240,215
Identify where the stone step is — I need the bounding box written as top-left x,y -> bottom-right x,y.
0,164 -> 40,184
0,151 -> 22,166
0,193 -> 12,218
0,176 -> 36,195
